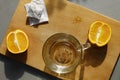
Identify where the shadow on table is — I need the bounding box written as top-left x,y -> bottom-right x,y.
46,0 -> 67,16
79,42 -> 107,80
3,50 -> 27,80
0,53 -> 60,80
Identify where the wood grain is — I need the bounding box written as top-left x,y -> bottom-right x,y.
0,0 -> 120,80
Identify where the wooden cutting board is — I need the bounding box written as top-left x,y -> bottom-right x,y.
0,0 -> 120,80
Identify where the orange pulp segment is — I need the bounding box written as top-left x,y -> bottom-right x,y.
88,21 -> 111,47
6,29 -> 29,54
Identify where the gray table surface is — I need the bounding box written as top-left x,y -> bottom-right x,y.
0,0 -> 120,80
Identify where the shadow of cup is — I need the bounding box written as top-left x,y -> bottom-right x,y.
79,43 -> 107,80
84,44 -> 107,67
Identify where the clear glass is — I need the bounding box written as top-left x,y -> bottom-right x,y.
42,33 -> 90,74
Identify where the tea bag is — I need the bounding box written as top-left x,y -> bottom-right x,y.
25,0 -> 49,26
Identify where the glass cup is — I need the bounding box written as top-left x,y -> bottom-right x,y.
42,33 -> 90,74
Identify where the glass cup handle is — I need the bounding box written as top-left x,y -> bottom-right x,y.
81,42 -> 91,61
82,42 -> 91,51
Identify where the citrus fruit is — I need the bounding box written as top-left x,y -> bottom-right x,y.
6,29 -> 29,54
88,21 -> 111,47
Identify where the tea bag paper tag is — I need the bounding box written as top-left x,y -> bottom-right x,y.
25,0 -> 49,26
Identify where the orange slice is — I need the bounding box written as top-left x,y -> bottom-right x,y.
6,29 -> 29,54
88,21 -> 112,47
